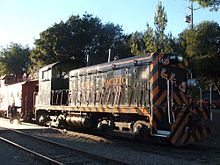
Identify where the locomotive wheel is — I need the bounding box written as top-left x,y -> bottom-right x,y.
38,115 -> 45,125
36,112 -> 47,125
97,120 -> 114,138
99,123 -> 113,138
133,120 -> 150,142
56,115 -> 66,128
25,113 -> 34,122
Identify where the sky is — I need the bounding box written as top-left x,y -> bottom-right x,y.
0,0 -> 219,48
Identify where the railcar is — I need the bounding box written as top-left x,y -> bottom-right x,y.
34,52 -> 211,146
21,80 -> 38,121
0,80 -> 38,119
0,82 -> 24,117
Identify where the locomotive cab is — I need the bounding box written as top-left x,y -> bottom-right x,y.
36,61 -> 84,106
35,60 -> 84,124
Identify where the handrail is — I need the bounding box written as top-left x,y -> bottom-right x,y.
51,89 -> 69,105
32,92 -> 37,114
150,81 -> 153,135
198,86 -> 202,108
209,85 -> 213,120
171,82 -> 175,122
167,80 -> 172,124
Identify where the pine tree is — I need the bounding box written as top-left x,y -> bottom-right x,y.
143,23 -> 157,52
154,1 -> 168,53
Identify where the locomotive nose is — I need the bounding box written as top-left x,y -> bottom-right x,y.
170,107 -> 211,146
187,113 -> 210,130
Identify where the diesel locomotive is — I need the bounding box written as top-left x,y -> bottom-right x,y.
0,52 -> 212,146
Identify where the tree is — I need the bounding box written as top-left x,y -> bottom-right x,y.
129,31 -> 145,55
90,22 -> 130,65
192,0 -> 220,11
0,58 -> 7,76
66,14 -> 103,64
178,21 -> 220,93
154,1 -> 168,53
143,24 -> 157,53
30,14 -> 130,71
129,1 -> 175,55
30,18 -> 85,69
0,43 -> 31,76
179,21 -> 220,58
163,33 -> 175,53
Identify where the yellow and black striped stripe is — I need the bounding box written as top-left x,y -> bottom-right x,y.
170,105 -> 211,146
36,104 -> 151,116
150,53 -> 164,104
149,53 -> 160,131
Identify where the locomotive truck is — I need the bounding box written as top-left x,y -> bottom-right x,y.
0,52 -> 211,146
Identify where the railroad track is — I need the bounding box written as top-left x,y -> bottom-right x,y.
0,128 -> 127,165
1,118 -> 219,164
51,126 -> 220,164
48,127 -> 220,164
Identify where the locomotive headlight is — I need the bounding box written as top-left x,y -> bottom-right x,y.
168,54 -> 184,64
177,55 -> 183,62
187,78 -> 198,87
169,55 -> 176,60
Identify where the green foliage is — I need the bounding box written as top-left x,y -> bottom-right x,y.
30,14 -> 130,71
91,22 -> 130,64
154,1 -> 168,52
179,21 -> 220,93
0,43 -> 30,76
129,31 -> 145,55
143,24 -> 157,53
192,0 -> 220,11
162,33 -> 175,53
0,58 -> 7,76
195,55 -> 220,92
180,21 -> 220,58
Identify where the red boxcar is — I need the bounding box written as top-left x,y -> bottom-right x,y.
21,80 -> 38,121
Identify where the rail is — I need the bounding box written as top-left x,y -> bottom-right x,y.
0,136 -> 63,164
0,128 -> 127,165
